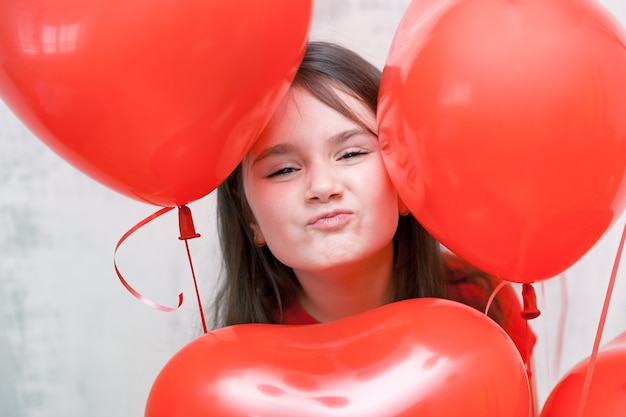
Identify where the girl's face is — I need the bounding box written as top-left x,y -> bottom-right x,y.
242,87 -> 400,279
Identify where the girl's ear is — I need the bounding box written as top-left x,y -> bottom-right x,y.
250,222 -> 266,247
398,196 -> 411,216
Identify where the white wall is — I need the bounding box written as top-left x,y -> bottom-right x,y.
2,0 -> 626,415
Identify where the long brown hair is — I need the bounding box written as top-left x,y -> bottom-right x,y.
213,41 -> 500,328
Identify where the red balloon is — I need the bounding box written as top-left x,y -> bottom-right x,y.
145,299 -> 530,417
378,0 -> 626,283
0,0 -> 312,207
540,331 -> 626,417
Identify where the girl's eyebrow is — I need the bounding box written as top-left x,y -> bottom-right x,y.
329,128 -> 370,146
250,128 -> 372,166
250,143 -> 299,166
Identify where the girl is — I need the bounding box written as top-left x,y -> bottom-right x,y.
213,41 -> 535,364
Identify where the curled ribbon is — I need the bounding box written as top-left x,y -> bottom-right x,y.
113,206 -> 183,312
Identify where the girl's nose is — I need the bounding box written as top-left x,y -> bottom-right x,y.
305,163 -> 343,203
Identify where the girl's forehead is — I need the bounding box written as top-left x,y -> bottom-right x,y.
244,85 -> 376,157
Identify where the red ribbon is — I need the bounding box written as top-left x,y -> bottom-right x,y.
576,222 -> 626,417
113,206 -> 183,312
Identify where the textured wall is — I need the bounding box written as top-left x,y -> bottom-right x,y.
2,0 -> 626,416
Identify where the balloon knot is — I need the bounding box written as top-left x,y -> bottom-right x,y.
521,283 -> 541,320
178,205 -> 201,240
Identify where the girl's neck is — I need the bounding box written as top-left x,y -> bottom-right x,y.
294,247 -> 394,322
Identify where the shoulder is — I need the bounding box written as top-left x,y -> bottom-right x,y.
442,251 -> 519,316
442,252 -> 537,364
442,251 -> 494,311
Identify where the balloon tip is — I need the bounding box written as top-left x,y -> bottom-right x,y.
521,283 -> 541,320
178,205 -> 201,240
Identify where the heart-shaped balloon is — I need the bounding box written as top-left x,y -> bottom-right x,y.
0,0 -> 312,207
378,0 -> 626,283
145,299 -> 530,417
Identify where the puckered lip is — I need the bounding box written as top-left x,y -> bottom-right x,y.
307,209 -> 354,226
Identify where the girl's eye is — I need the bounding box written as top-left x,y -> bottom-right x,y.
339,150 -> 369,160
267,167 -> 298,178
